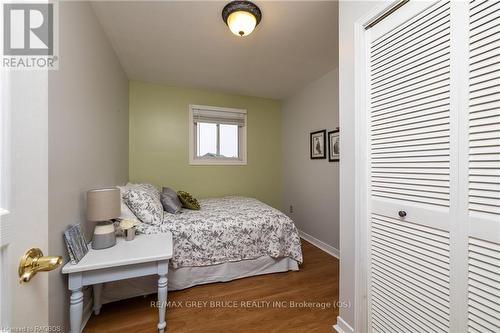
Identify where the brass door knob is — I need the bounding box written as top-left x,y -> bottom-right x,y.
18,248 -> 62,284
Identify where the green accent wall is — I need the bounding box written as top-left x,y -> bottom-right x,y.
129,81 -> 283,209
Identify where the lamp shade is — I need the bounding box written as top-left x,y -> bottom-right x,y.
87,188 -> 120,221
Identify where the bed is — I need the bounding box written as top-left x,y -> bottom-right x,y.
101,195 -> 303,304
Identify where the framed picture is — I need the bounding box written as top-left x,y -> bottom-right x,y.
63,224 -> 89,264
310,130 -> 326,159
328,129 -> 339,162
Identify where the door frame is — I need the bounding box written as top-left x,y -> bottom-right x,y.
353,1 -> 471,332
350,0 -> 457,331
0,68 -> 12,328
352,2 -> 395,331
0,209 -> 11,328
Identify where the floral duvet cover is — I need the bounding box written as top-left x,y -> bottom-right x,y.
137,196 -> 303,269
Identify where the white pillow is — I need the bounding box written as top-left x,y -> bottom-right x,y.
116,183 -> 139,220
123,186 -> 163,225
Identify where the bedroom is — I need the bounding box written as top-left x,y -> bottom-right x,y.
2,1 -> 340,332
2,1 -> 500,333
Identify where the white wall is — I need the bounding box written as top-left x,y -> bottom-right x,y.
282,69 -> 339,251
48,2 -> 129,330
337,1 -> 383,332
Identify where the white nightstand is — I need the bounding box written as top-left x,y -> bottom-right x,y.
62,233 -> 173,333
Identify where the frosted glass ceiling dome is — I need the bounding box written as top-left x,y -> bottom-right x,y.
222,1 -> 262,37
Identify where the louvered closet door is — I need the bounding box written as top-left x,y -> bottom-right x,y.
467,1 -> 500,332
365,0 -> 500,332
367,1 -> 454,332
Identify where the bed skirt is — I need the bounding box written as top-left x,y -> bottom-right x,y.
100,256 -> 299,305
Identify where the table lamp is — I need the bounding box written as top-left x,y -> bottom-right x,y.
87,188 -> 120,250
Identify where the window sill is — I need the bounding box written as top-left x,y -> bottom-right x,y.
189,159 -> 247,166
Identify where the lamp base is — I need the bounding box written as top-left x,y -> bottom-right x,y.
92,221 -> 116,250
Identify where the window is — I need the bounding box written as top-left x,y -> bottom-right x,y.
189,105 -> 247,165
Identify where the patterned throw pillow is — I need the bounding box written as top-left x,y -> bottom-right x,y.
116,184 -> 140,220
177,191 -> 201,210
136,183 -> 161,199
123,186 -> 163,225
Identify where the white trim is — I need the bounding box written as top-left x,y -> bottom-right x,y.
353,3 -> 475,333
334,316 -> 355,333
190,104 -> 247,115
298,230 -> 339,259
0,63 -> 11,330
188,158 -> 247,166
352,2 -> 397,332
0,243 -> 9,329
188,104 -> 247,166
448,2 -> 470,331
362,0 -> 405,29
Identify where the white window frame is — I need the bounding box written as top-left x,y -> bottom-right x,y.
188,104 -> 247,165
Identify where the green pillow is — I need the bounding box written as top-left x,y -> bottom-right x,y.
177,191 -> 201,210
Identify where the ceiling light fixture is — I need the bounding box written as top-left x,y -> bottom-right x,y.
222,1 -> 262,37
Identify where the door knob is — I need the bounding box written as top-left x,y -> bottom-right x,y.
18,248 -> 62,284
398,210 -> 407,218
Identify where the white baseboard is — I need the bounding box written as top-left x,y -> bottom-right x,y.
334,316 -> 354,333
298,230 -> 339,259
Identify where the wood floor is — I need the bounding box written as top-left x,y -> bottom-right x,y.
84,240 -> 339,333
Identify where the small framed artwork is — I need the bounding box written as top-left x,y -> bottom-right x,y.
310,130 -> 326,159
328,129 -> 339,162
63,224 -> 89,264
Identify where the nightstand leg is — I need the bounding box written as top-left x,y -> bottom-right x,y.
157,274 -> 168,333
93,283 -> 103,315
70,288 -> 83,333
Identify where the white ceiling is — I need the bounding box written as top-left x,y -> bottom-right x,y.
92,1 -> 338,100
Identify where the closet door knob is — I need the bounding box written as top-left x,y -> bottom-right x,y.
398,210 -> 407,218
